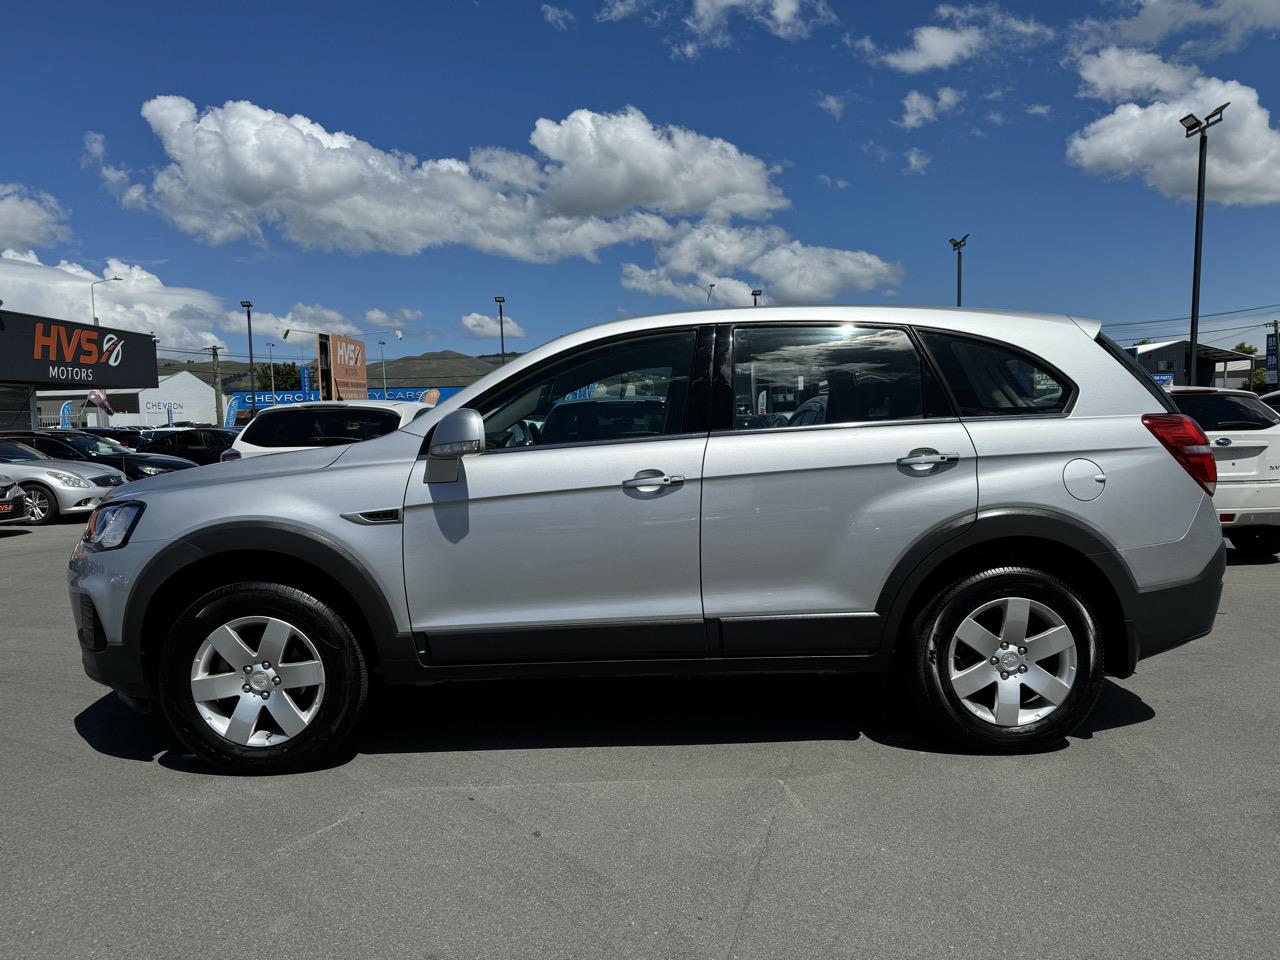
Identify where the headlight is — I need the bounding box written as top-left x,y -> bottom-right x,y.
48,471 -> 91,488
81,501 -> 144,551
137,465 -> 169,476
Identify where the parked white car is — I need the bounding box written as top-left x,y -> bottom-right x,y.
222,400 -> 433,461
1169,386 -> 1280,556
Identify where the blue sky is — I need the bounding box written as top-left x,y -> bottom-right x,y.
2,1 -> 1278,365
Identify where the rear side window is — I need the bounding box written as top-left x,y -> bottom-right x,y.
920,331 -> 1073,417
730,325 -> 948,429
1174,393 -> 1280,432
240,408 -> 401,448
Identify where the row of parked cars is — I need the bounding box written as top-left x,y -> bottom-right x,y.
0,400 -> 429,525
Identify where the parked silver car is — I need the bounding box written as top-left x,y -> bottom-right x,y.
69,306 -> 1224,772
0,440 -> 126,525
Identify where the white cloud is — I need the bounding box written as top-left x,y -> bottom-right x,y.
1026,103 -> 1052,116
620,220 -> 902,304
221,302 -> 362,342
897,87 -> 965,129
598,0 -> 836,57
364,307 -> 424,331
816,91 -> 846,120
987,110 -> 1008,125
816,174 -> 848,189
542,4 -> 574,29
0,248 -> 225,349
1071,0 -> 1280,57
903,148 -> 931,175
460,312 -> 527,339
1067,48 -> 1280,206
860,5 -> 1052,73
0,184 -> 71,249
91,98 -> 786,263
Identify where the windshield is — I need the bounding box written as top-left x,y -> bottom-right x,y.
60,434 -> 131,455
1174,393 -> 1280,432
0,441 -> 48,462
240,407 -> 402,448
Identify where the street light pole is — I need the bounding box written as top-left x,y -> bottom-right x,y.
240,300 -> 257,417
378,339 -> 388,396
1180,103 -> 1229,387
89,276 -> 122,326
494,296 -> 506,365
266,341 -> 276,394
751,288 -> 762,307
948,235 -> 969,307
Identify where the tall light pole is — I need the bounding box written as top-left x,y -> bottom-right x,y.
948,234 -> 969,307
494,296 -> 506,365
266,341 -> 276,394
1179,102 -> 1229,387
752,288 -> 762,307
378,339 -> 388,396
240,300 -> 257,417
89,276 -> 122,326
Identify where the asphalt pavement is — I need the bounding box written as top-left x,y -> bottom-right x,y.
0,522 -> 1276,959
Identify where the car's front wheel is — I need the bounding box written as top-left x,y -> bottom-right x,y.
906,566 -> 1105,751
19,483 -> 58,525
1227,527 -> 1280,557
159,582 -> 369,773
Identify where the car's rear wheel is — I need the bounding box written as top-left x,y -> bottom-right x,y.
1227,527 -> 1280,557
906,566 -> 1105,751
19,483 -> 58,525
159,582 -> 368,773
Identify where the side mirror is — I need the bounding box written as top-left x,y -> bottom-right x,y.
426,409 -> 483,483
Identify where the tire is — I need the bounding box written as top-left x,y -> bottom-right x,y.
1227,528 -> 1280,557
905,566 -> 1105,752
19,483 -> 58,526
159,582 -> 369,773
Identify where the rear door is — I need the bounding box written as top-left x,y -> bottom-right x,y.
1174,391 -> 1280,481
700,323 -> 977,655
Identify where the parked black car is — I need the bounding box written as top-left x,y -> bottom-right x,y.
137,428 -> 238,466
0,430 -> 198,481
81,426 -> 147,448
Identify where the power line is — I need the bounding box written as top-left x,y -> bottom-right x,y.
1104,302 -> 1280,330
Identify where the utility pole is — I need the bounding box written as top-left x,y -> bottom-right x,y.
240,301 -> 257,417
267,341 -> 276,395
210,345 -> 224,425
949,234 -> 969,307
494,296 -> 506,365
1179,103 -> 1229,387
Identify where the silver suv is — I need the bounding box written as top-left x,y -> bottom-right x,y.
69,307 -> 1225,772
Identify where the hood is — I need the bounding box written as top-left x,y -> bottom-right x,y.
117,444 -> 346,497
123,451 -> 198,470
34,457 -> 120,480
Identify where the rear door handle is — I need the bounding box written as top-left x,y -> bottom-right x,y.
897,451 -> 960,466
622,473 -> 685,489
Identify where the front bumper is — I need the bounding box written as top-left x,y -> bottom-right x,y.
54,484 -> 116,516
0,486 -> 28,524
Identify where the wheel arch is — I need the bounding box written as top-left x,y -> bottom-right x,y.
877,508 -> 1138,678
126,522 -> 410,692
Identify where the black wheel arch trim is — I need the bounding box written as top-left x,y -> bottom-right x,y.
122,521 -> 409,673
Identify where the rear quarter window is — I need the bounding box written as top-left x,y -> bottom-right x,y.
918,331 -> 1074,417
241,408 -> 402,448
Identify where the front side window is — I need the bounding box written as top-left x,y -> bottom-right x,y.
920,331 -> 1073,417
730,325 -> 938,430
479,330 -> 697,449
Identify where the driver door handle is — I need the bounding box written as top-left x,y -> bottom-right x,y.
896,451 -> 960,466
622,473 -> 685,489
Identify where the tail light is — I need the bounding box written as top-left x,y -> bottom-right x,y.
1142,414 -> 1216,495
219,448 -> 241,463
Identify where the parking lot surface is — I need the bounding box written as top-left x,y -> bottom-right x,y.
1,523 -> 1276,959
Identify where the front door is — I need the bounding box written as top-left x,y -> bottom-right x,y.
402,327 -> 711,663
700,322 -> 978,655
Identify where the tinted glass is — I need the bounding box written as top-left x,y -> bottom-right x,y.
0,441 -> 46,461
481,331 -> 696,449
921,332 -> 1071,416
731,325 -> 929,429
59,434 -> 128,456
240,408 -> 402,448
1175,393 -> 1280,432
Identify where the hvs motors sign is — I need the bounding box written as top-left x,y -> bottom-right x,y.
0,309 -> 158,388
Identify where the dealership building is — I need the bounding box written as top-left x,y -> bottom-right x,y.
0,308 -> 159,430
37,371 -> 220,428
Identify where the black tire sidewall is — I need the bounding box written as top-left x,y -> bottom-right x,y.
159,582 -> 368,772
20,483 -> 58,525
911,567 -> 1104,750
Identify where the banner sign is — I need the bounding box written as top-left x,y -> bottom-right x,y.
58,401 -> 73,428
1267,333 -> 1277,386
223,394 -> 242,429
0,309 -> 158,388
166,404 -> 174,426
1152,373 -> 1175,387
300,365 -> 311,393
329,333 -> 368,400
227,386 -> 459,409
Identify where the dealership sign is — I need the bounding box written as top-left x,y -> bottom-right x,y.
0,309 -> 158,388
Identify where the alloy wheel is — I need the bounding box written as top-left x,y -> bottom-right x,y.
189,616 -> 326,747
943,596 -> 1078,727
25,488 -> 48,522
